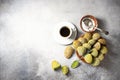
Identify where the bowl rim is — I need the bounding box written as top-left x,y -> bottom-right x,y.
80,15 -> 98,32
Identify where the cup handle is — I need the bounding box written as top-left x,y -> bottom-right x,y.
96,28 -> 109,35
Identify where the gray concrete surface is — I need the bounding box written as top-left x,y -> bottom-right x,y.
0,0 -> 120,80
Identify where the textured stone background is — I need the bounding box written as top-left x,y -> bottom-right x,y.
0,0 -> 120,80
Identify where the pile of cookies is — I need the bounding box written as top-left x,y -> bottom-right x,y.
73,32 -> 108,66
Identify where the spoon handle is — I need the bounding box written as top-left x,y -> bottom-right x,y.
96,28 -> 109,35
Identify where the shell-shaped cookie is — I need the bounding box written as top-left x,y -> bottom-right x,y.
88,39 -> 96,45
91,48 -> 98,57
98,53 -> 104,61
77,46 -> 86,56
94,42 -> 101,50
100,46 -> 108,54
72,40 -> 82,49
83,43 -> 91,49
51,60 -> 61,70
62,66 -> 69,75
78,37 -> 87,44
92,33 -> 100,40
98,38 -> 106,45
92,58 -> 100,66
84,54 -> 93,64
64,46 -> 74,59
83,32 -> 92,41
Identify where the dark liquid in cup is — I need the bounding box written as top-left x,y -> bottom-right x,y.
60,26 -> 70,37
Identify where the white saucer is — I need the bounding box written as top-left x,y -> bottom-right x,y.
53,22 -> 77,45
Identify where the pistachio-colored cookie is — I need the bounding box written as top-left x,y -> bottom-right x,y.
98,53 -> 104,61
78,37 -> 87,44
98,38 -> 106,45
64,46 -> 74,59
92,58 -> 100,66
88,39 -> 96,45
100,46 -> 108,54
72,40 -> 82,49
84,54 -> 93,64
92,33 -> 100,40
94,42 -> 101,50
51,60 -> 61,70
62,66 -> 69,75
77,46 -> 86,56
83,32 -> 92,41
83,43 -> 91,49
91,48 -> 98,57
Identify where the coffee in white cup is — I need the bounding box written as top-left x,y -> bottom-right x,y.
59,26 -> 73,39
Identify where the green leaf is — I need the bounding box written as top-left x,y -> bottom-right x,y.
71,60 -> 80,69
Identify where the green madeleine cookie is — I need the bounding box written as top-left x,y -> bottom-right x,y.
83,43 -> 91,49
84,54 -> 93,64
91,48 -> 98,57
100,46 -> 108,54
51,60 -> 61,70
72,40 -> 82,49
78,37 -> 87,44
98,38 -> 106,45
94,42 -> 101,50
64,46 -> 74,59
77,46 -> 86,56
88,39 -> 96,45
83,32 -> 92,41
62,66 -> 69,75
92,58 -> 100,66
98,53 -> 104,61
92,33 -> 100,40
